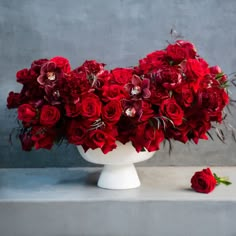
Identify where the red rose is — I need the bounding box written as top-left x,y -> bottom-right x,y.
139,101 -> 154,122
18,104 -> 37,123
198,58 -> 209,71
80,94 -> 101,121
65,102 -> 81,117
117,116 -> 136,144
131,122 -> 164,152
160,98 -> 184,126
176,85 -> 194,107
150,87 -> 169,105
86,129 -> 117,154
59,71 -> 90,103
50,56 -> 71,74
166,40 -> 197,63
176,40 -> 197,55
159,66 -> 182,90
197,87 -> 229,122
95,70 -> 111,89
16,68 -> 37,84
31,126 -> 56,150
184,59 -> 206,92
184,59 -> 205,80
40,105 -> 61,126
7,91 -> 21,109
142,124 -> 164,152
189,118 -> 211,144
19,132 -> 35,151
138,50 -> 167,74
102,84 -> 125,102
102,100 -> 122,124
209,65 -> 227,84
191,168 -> 217,193
19,83 -> 45,104
111,68 -> 133,85
76,60 -> 105,75
166,123 -> 190,143
66,120 -> 87,145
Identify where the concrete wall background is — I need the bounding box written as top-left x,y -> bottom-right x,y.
1,0 -> 236,167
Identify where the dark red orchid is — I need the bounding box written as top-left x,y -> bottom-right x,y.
125,75 -> 151,99
37,61 -> 65,105
122,99 -> 143,120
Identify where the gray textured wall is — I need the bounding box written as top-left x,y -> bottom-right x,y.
1,0 -> 236,167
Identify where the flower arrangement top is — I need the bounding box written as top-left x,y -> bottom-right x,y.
7,40 -> 230,154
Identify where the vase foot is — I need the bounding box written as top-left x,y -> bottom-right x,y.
97,164 -> 140,190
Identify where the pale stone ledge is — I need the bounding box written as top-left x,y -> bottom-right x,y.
0,167 -> 236,236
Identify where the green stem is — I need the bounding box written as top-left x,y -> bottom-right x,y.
214,173 -> 232,186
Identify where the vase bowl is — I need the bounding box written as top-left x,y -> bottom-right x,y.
77,142 -> 155,189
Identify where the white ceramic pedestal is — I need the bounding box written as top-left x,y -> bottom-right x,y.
77,142 -> 155,190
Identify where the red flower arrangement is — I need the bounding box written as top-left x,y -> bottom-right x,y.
7,40 -> 230,154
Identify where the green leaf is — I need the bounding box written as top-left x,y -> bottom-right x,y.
216,72 -> 224,79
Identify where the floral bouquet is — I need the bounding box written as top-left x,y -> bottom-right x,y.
7,40 -> 231,154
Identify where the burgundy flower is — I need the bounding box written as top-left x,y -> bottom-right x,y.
31,126 -> 57,150
37,61 -> 65,104
166,40 -> 197,63
75,60 -> 105,75
158,66 -> 182,90
19,131 -> 35,151
197,85 -> 229,122
37,61 -> 63,86
7,92 -> 21,109
18,104 -> 38,124
122,99 -> 143,119
16,68 -> 38,84
31,58 -> 49,74
66,120 -> 87,145
124,75 -> 151,99
59,70 -> 90,103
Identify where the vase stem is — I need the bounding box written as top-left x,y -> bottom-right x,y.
97,164 -> 141,190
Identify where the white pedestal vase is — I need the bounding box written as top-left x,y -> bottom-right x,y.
77,142 -> 155,190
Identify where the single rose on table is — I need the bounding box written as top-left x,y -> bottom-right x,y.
191,168 -> 232,194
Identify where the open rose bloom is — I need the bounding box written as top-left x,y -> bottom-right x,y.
7,41 -> 229,154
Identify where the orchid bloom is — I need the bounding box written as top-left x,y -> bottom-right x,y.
37,61 -> 64,105
125,75 -> 151,99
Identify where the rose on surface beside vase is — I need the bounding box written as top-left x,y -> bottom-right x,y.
7,40 -> 233,189
191,168 -> 232,194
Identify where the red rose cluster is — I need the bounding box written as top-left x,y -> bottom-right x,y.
7,40 -> 229,153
